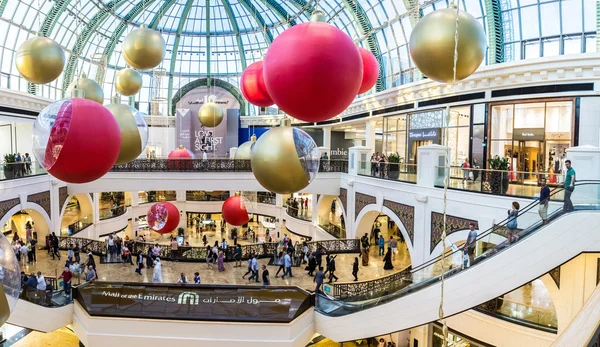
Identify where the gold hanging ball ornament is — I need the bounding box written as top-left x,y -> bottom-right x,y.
115,67 -> 142,96
122,25 -> 166,70
15,36 -> 65,84
409,7 -> 486,83
66,73 -> 104,104
235,134 -> 257,160
105,95 -> 149,165
198,101 -> 224,128
250,119 -> 320,194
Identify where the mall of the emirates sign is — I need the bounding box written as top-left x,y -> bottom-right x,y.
73,282 -> 312,323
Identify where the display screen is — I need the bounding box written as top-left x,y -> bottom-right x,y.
73,282 -> 313,323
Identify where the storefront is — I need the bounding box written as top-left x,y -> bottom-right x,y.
382,106 -> 471,168
489,99 -> 574,185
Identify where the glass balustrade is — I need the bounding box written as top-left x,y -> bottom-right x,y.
358,162 -> 417,183
0,161 -> 46,180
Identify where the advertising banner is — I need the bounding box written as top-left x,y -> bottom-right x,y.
74,282 -> 312,323
175,86 -> 240,157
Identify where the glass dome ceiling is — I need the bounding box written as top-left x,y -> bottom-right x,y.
0,0 -> 596,115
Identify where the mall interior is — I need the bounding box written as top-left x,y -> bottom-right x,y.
0,0 -> 600,346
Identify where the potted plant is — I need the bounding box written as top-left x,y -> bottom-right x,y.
487,155 -> 510,194
2,154 -> 15,179
387,152 -> 401,180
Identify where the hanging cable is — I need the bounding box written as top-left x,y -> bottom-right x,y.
439,2 -> 462,347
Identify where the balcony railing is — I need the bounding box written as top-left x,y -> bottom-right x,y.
317,216 -> 346,239
99,205 -> 127,220
474,296 -> 558,333
60,214 -> 93,236
358,162 -> 417,183
0,161 -> 47,180
285,206 -> 312,222
111,159 -> 348,173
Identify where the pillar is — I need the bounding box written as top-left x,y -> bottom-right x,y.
131,191 -> 139,207
365,119 -> 376,155
323,126 -> 332,149
93,192 -> 100,223
566,145 -> 600,205
416,144 -> 450,188
348,146 -> 372,176
275,194 -> 283,207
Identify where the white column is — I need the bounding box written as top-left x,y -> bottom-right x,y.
323,126 -> 332,149
416,144 -> 450,188
348,146 -> 372,176
176,190 -> 186,202
365,119 -> 376,155
275,194 -> 283,207
566,145 -> 600,205
93,192 -> 100,223
130,191 -> 139,207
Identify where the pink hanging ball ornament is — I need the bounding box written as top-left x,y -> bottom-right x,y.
147,202 -> 180,235
357,47 -> 379,94
262,11 -> 363,122
221,196 -> 250,226
32,98 -> 121,184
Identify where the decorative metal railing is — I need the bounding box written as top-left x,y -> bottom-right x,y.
331,266 -> 412,300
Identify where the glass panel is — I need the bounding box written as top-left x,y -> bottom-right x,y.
543,39 -> 560,57
514,103 -> 545,129
545,101 -> 572,133
491,105 -> 514,140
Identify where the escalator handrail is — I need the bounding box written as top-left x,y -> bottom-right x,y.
316,180 -> 600,312
408,180 -> 597,274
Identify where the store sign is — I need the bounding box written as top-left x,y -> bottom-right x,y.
546,132 -> 570,141
409,128 -> 440,140
513,128 -> 545,141
74,282 -> 312,323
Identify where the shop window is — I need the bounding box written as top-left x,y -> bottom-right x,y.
545,101 -> 573,133
491,105 -> 514,140
514,102 -> 545,129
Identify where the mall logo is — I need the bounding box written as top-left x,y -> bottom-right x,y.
178,292 -> 200,305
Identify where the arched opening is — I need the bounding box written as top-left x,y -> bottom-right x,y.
355,209 -> 413,271
60,194 -> 94,236
316,195 -> 347,238
99,192 -> 127,220
0,207 -> 50,244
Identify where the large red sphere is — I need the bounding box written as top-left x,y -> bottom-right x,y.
32,98 -> 121,183
168,145 -> 193,159
221,196 -> 250,226
241,61 -> 274,107
167,145 -> 194,170
263,21 -> 363,122
147,202 -> 180,235
357,47 -> 379,94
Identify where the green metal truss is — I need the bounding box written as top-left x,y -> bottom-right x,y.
341,0 -> 385,91
149,0 -> 179,29
95,0 -> 158,84
220,0 -> 247,69
40,0 -> 73,37
171,77 -> 247,117
0,0 -> 9,17
61,0 -> 129,97
238,0 -> 274,43
206,0 -> 211,87
264,0 -> 296,25
286,0 -> 315,18
484,0 -> 504,64
166,0 -> 195,114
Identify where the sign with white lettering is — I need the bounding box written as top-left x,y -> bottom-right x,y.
513,128 -> 545,141
74,282 -> 312,323
408,128 -> 440,141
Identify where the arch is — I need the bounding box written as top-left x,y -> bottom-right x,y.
60,194 -> 94,225
0,204 -> 52,243
171,77 -> 247,117
316,194 -> 348,230
428,228 -> 507,261
354,205 -> 415,264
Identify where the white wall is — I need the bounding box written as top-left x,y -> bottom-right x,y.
578,96 -> 600,147
8,300 -> 73,333
73,302 -> 314,347
146,126 -> 176,158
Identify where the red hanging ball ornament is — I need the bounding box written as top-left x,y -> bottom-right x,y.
167,145 -> 194,170
263,11 -> 363,123
357,47 -> 379,94
147,202 -> 180,235
32,98 -> 121,183
221,196 -> 250,226
241,61 -> 274,107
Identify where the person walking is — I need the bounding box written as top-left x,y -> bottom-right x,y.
135,252 -> 145,275
30,237 -> 37,262
275,251 -> 286,278
389,236 -> 398,261
152,258 -> 163,283
58,266 -> 73,297
327,255 -> 338,283
85,265 -> 97,282
242,255 -> 253,279
461,157 -> 471,183
51,233 -> 60,260
248,255 -> 259,282
361,233 -> 370,266
314,266 -> 325,293
506,202 -> 520,245
383,249 -> 394,270
352,257 -> 359,281
73,244 -> 79,264
177,273 -> 188,284
234,244 -> 242,267
539,177 -> 551,224
377,235 -> 385,256
36,272 -> 46,291
170,237 -> 178,261
281,251 -> 293,279
563,160 -> 576,212
217,251 -> 225,272
146,248 -> 154,268
261,264 -> 270,285
86,252 -> 96,270
307,251 -> 317,276
464,222 -> 477,267
194,272 -> 201,284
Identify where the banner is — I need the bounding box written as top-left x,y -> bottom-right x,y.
74,282 -> 312,323
175,86 -> 240,157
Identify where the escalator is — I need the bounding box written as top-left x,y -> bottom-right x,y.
315,181 -> 600,342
